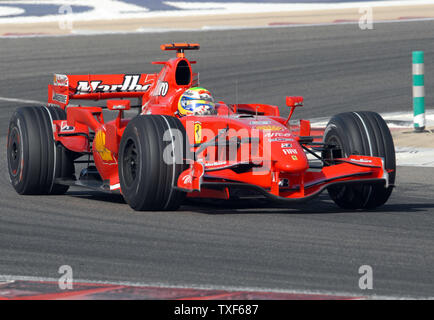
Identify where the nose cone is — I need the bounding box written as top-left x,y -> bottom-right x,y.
275,158 -> 308,172
272,142 -> 308,173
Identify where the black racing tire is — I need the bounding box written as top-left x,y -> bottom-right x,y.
118,115 -> 189,211
7,106 -> 75,195
323,111 -> 396,210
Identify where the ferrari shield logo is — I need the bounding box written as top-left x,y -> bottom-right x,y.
194,122 -> 202,144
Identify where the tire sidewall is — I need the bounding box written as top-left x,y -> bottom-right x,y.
119,121 -> 145,207
118,115 -> 187,211
7,106 -> 73,195
7,112 -> 28,193
323,111 -> 395,209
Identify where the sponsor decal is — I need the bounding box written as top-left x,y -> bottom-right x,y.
52,92 -> 68,104
350,158 -> 373,163
60,120 -> 74,132
255,125 -> 283,131
94,130 -> 114,162
205,161 -> 227,167
183,90 -> 195,97
110,183 -> 120,190
54,74 -> 69,86
250,120 -> 271,125
281,143 -> 292,148
194,122 -> 202,144
292,155 -> 298,160
157,81 -> 169,96
268,137 -> 294,142
182,174 -> 193,185
197,89 -> 210,96
189,89 -> 213,101
283,149 -> 298,155
264,132 -> 292,138
76,75 -> 151,94
111,104 -> 127,110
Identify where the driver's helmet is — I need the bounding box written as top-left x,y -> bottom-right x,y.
178,87 -> 216,116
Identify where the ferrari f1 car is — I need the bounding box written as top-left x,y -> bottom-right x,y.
7,43 -> 395,211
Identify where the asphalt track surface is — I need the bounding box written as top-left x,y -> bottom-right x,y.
0,21 -> 433,298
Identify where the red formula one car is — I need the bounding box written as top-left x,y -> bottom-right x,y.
7,43 -> 395,211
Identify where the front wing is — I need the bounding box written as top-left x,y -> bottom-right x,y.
176,155 -> 390,203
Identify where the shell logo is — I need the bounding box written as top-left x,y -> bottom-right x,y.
94,130 -> 113,161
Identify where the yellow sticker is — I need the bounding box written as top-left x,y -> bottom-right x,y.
255,125 -> 283,131
194,122 -> 202,144
292,155 -> 298,161
94,130 -> 113,161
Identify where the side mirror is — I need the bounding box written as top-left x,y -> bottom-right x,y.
284,96 -> 304,125
107,99 -> 130,111
286,96 -> 304,108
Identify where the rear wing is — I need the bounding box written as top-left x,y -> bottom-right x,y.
48,73 -> 158,108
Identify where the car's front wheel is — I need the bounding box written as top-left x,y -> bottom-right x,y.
118,115 -> 188,211
323,111 -> 396,209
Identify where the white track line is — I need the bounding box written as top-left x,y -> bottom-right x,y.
3,17 -> 434,38
0,274 -> 429,300
396,147 -> 434,167
309,111 -> 434,167
0,96 -> 44,105
310,110 -> 434,128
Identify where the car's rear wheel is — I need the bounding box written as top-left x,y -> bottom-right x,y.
7,106 -> 75,195
118,115 -> 188,211
323,111 -> 395,209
